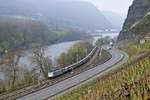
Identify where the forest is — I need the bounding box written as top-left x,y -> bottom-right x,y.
0,17 -> 86,54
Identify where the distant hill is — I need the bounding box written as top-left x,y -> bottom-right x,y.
102,11 -> 125,29
0,16 -> 52,50
0,0 -> 113,30
0,0 -> 115,53
0,16 -> 87,53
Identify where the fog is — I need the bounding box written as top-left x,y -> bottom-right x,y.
83,0 -> 134,17
0,0 -> 134,29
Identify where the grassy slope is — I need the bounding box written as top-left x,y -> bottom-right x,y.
57,42 -> 150,100
131,14 -> 150,36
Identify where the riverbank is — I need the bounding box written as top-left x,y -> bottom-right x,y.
0,32 -> 119,80
0,46 -> 112,99
0,33 -> 119,95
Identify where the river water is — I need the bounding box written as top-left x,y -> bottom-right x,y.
0,32 -> 119,80
18,41 -> 78,70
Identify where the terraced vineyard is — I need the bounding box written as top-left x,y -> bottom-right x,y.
57,42 -> 150,100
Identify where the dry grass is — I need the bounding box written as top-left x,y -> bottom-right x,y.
57,42 -> 150,100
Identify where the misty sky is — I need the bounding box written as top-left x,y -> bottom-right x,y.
83,0 -> 134,16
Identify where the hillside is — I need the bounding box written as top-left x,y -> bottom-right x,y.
131,13 -> 150,37
0,0 -> 113,30
57,42 -> 150,100
118,0 -> 150,41
0,16 -> 86,53
55,0 -> 150,99
0,16 -> 51,50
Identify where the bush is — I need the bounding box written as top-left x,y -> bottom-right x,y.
57,41 -> 93,68
0,40 -> 9,53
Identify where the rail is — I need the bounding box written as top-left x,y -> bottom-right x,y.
51,46 -> 98,73
0,47 -> 99,100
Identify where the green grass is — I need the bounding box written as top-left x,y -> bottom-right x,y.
121,42 -> 150,60
131,14 -> 150,35
55,31 -> 69,37
56,42 -> 150,100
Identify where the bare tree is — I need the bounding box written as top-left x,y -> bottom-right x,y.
1,48 -> 21,89
32,47 -> 52,79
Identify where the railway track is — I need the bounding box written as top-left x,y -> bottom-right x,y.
0,47 -> 101,100
18,48 -> 128,100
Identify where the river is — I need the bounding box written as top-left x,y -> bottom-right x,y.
0,32 -> 119,80
18,41 -> 78,70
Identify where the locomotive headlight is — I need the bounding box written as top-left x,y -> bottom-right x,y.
48,72 -> 54,78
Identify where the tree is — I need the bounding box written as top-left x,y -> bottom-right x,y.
0,40 -> 10,53
14,32 -> 25,46
57,53 -> 69,68
2,48 -> 21,89
32,47 -> 52,79
96,38 -> 103,47
57,41 -> 93,68
103,36 -> 112,44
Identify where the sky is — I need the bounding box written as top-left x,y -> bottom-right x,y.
82,0 -> 134,17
